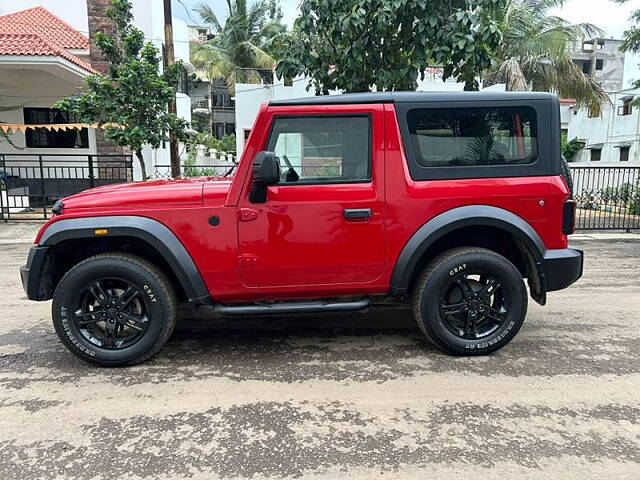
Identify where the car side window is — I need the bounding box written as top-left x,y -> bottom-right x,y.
266,115 -> 371,184
407,107 -> 538,167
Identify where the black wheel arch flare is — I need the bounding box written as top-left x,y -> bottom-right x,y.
389,205 -> 547,298
36,216 -> 211,305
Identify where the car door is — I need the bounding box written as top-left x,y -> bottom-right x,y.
237,105 -> 385,289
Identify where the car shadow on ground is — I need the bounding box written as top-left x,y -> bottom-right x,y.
1,303 -> 639,389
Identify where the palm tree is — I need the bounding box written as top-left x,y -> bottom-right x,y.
484,0 -> 610,115
191,0 -> 286,93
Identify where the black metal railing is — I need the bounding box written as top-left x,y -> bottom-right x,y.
0,153 -> 133,221
570,165 -> 640,230
3,155 -> 637,231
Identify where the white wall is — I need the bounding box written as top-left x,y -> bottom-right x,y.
567,89 -> 640,163
235,77 -> 315,155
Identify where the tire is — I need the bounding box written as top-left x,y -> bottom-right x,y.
52,253 -> 177,366
560,156 -> 574,198
412,247 -> 527,355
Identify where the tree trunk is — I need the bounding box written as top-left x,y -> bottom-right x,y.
135,150 -> 147,180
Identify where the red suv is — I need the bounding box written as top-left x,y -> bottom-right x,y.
20,92 -> 583,366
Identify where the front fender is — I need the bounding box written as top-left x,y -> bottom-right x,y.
35,216 -> 210,304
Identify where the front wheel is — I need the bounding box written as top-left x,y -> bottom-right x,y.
52,253 -> 177,366
412,247 -> 527,355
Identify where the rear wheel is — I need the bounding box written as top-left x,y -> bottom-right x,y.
52,253 -> 177,366
412,247 -> 527,355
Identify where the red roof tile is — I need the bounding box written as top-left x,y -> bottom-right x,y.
0,6 -> 89,49
0,32 -> 97,73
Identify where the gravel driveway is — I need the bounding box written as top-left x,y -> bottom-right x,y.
0,223 -> 639,479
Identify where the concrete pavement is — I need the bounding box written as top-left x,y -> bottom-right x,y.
0,222 -> 639,479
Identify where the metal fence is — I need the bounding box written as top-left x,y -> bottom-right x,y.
570,165 -> 640,230
2,154 -> 638,231
0,153 -> 133,221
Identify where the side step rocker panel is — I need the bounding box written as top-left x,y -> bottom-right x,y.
215,298 -> 371,316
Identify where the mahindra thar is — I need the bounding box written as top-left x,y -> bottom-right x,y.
20,91 -> 583,366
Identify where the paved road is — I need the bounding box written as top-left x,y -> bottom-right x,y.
1,224 -> 639,479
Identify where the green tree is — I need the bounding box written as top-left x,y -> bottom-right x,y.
55,0 -> 187,180
561,137 -> 585,162
275,0 -> 505,94
484,0 -> 609,115
191,0 -> 286,93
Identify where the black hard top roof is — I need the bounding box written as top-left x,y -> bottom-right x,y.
269,91 -> 556,106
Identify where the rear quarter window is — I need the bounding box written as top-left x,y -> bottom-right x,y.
406,106 -> 538,167
396,99 -> 557,181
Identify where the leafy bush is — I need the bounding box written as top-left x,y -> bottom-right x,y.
182,157 -> 217,177
576,189 -> 599,210
182,133 -> 237,177
584,180 -> 640,214
561,138 -> 585,162
629,176 -> 640,215
600,186 -> 618,205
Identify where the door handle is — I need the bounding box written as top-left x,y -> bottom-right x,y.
343,208 -> 372,221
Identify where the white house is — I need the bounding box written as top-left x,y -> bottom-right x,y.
568,87 -> 640,164
0,2 -> 194,183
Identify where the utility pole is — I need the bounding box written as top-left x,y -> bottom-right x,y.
163,0 -> 181,178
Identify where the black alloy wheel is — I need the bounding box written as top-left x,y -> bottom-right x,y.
52,253 -> 177,366
412,247 -> 527,355
73,278 -> 150,350
439,274 -> 508,340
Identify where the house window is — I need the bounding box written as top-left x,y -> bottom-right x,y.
406,106 -> 537,167
619,146 -> 630,162
266,115 -> 371,184
597,40 -> 605,50
177,66 -> 190,95
243,129 -> 251,145
618,98 -> 634,116
596,59 -> 604,70
214,122 -> 225,139
23,107 -> 89,149
225,123 -> 235,136
581,61 -> 591,74
590,148 -> 602,162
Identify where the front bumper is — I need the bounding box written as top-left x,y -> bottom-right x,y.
540,247 -> 584,292
20,246 -> 50,300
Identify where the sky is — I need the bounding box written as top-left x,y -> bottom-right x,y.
1,0 -> 638,87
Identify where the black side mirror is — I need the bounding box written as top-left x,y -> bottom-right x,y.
249,151 -> 280,203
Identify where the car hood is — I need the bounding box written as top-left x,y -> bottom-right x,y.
61,177 -> 229,211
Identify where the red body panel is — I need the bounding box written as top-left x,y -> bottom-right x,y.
36,103 -> 570,302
